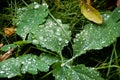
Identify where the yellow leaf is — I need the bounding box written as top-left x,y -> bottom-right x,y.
81,3 -> 103,24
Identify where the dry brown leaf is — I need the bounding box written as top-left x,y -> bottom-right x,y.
117,0 -> 120,6
4,27 -> 15,37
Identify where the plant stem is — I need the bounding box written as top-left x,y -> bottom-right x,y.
107,43 -> 115,77
3,34 -> 9,45
40,70 -> 53,79
95,65 -> 120,70
22,0 -> 29,7
61,55 -> 78,66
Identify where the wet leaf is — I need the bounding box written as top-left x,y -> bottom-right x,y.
29,18 -> 71,53
0,44 -> 17,52
38,53 -> 59,72
13,2 -> 48,40
0,53 -> 59,78
73,7 -> 120,57
0,58 -> 21,78
53,63 -> 104,80
80,3 -> 103,24
14,2 -> 71,53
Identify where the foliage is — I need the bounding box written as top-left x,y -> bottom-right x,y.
0,0 -> 120,80
73,7 -> 120,57
0,53 -> 59,78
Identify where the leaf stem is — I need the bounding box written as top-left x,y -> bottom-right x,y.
40,70 -> 53,79
107,43 -> 116,77
61,55 -> 78,66
95,65 -> 120,70
3,34 -> 9,45
22,0 -> 29,7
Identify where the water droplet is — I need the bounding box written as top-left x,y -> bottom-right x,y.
39,25 -> 44,28
44,39 -> 47,42
23,26 -> 30,32
58,38 -> 62,41
42,3 -> 48,8
41,42 -> 45,45
22,61 -> 25,64
91,75 -> 94,78
28,61 -> 31,64
101,41 -> 105,44
56,32 -> 60,36
118,10 -> 120,13
39,36 -> 44,41
87,8 -> 90,11
6,72 -> 9,75
74,39 -> 79,42
65,40 -> 69,44
76,33 -> 80,37
57,19 -> 62,23
34,3 -> 40,9
32,40 -> 39,44
57,28 -> 60,32
0,71 -> 4,74
72,72 -> 75,75
58,42 -> 62,45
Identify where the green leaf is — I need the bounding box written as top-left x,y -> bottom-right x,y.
53,64 -> 104,80
0,53 -> 59,78
0,58 -> 21,78
0,44 -> 17,51
13,2 -> 48,40
38,53 -> 59,72
73,7 -> 120,57
17,54 -> 39,74
30,18 -> 71,53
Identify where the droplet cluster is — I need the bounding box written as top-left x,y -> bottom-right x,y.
31,19 -> 71,53
13,2 -> 48,40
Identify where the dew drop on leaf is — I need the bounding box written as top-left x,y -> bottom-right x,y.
34,2 -> 40,9
65,40 -> 69,44
118,10 -> 120,12
44,39 -> 47,42
56,32 -> 61,36
39,36 -> 44,41
42,3 -> 48,8
0,71 -> 4,74
32,40 -> 39,44
58,42 -> 62,45
58,38 -> 62,41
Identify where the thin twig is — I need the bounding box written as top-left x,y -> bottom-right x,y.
0,48 -> 13,61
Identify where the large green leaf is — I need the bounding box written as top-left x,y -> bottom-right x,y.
73,7 -> 120,57
0,53 -> 59,78
13,2 -> 48,40
30,18 -> 71,53
53,63 -> 104,80
14,2 -> 71,53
